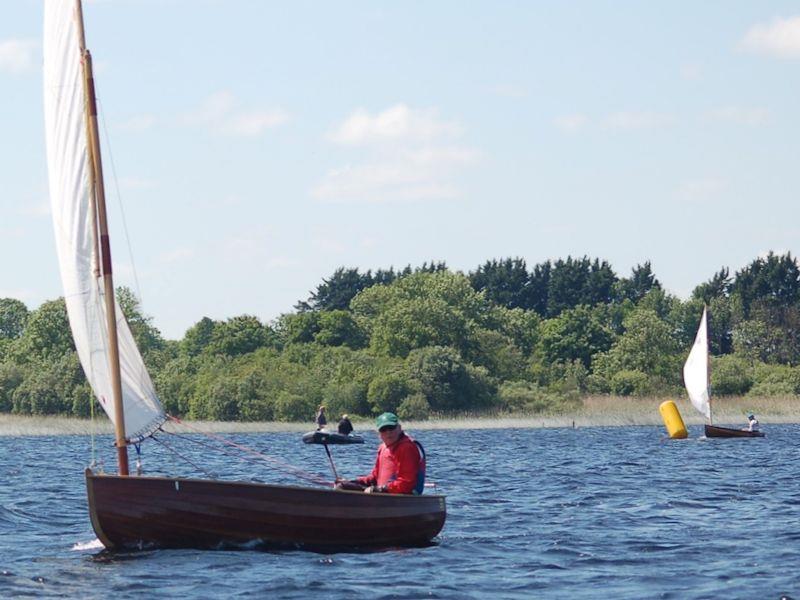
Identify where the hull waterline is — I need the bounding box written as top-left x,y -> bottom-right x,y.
85,469 -> 446,550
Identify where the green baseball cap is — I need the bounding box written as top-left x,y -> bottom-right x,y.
375,412 -> 399,429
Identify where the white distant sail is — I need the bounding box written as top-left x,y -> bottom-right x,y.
43,0 -> 165,441
683,306 -> 711,420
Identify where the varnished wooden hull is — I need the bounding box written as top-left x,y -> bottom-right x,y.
704,424 -> 765,438
85,469 -> 446,551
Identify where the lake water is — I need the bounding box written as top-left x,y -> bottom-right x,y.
1,424 -> 798,598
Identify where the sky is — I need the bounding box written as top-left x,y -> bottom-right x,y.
2,1 -> 799,339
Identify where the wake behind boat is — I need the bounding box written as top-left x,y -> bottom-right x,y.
43,0 -> 444,551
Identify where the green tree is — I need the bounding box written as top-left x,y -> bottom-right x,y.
405,346 -> 493,412
277,312 -> 320,345
593,308 -> 680,384
692,267 -> 731,303
538,305 -> 614,369
0,362 -> 23,412
730,252 -> 800,317
616,262 -> 661,303
732,303 -> 800,365
469,257 -> 533,310
116,287 -> 165,357
297,267 -> 374,312
13,298 -> 74,361
367,373 -> 410,414
545,256 -> 617,318
0,298 -> 29,339
207,315 -> 275,356
181,317 -> 217,356
354,271 -> 488,358
314,310 -> 367,349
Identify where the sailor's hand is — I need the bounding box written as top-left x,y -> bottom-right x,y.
364,485 -> 387,494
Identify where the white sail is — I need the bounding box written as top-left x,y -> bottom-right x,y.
43,0 -> 165,441
683,306 -> 711,420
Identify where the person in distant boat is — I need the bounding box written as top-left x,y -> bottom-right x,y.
744,413 -> 760,432
338,414 -> 354,436
315,405 -> 327,431
335,412 -> 425,495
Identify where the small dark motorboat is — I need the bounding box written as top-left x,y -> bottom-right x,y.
302,430 -> 364,445
704,424 -> 765,438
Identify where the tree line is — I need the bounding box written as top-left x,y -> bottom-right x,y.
1,252 -> 799,422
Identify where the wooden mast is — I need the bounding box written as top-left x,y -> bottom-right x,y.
75,0 -> 129,476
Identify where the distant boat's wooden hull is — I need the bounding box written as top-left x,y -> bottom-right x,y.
704,424 -> 765,438
85,469 -> 446,551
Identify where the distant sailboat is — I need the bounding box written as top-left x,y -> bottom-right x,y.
43,0 -> 445,550
683,307 -> 764,438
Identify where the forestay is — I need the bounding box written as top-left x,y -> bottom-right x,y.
43,1 -> 165,441
683,306 -> 711,419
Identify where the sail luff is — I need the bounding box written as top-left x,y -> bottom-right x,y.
44,0 -> 166,446
683,306 -> 711,420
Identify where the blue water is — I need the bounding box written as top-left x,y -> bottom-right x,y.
1,424 -> 799,598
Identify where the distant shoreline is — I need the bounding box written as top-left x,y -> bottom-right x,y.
1,395 -> 797,436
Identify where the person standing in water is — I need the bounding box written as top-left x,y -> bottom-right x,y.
315,405 -> 327,430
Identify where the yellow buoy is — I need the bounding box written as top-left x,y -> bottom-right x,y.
659,400 -> 688,439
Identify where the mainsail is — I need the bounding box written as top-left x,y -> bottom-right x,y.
43,0 -> 165,441
683,306 -> 711,420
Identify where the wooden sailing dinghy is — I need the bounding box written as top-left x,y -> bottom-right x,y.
44,0 -> 445,550
683,307 -> 764,439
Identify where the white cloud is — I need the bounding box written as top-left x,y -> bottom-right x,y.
741,16 -> 800,59
554,113 -> 589,133
707,106 -> 770,126
0,38 -> 38,74
182,91 -> 288,136
601,111 -> 673,131
313,163 -> 460,203
328,104 -> 461,146
316,104 -> 478,204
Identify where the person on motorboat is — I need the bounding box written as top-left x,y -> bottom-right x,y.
315,405 -> 327,430
338,414 -> 354,436
336,412 -> 425,495
744,413 -> 760,432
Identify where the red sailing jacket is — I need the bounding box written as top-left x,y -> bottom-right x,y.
356,433 -> 425,494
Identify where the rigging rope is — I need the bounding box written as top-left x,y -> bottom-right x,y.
150,433 -> 217,479
96,95 -> 144,305
166,415 -> 329,485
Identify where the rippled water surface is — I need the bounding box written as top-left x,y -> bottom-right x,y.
1,424 -> 799,598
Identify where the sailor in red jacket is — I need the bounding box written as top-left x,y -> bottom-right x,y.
339,412 -> 425,495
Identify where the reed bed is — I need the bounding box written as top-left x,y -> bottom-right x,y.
1,395 -> 798,436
